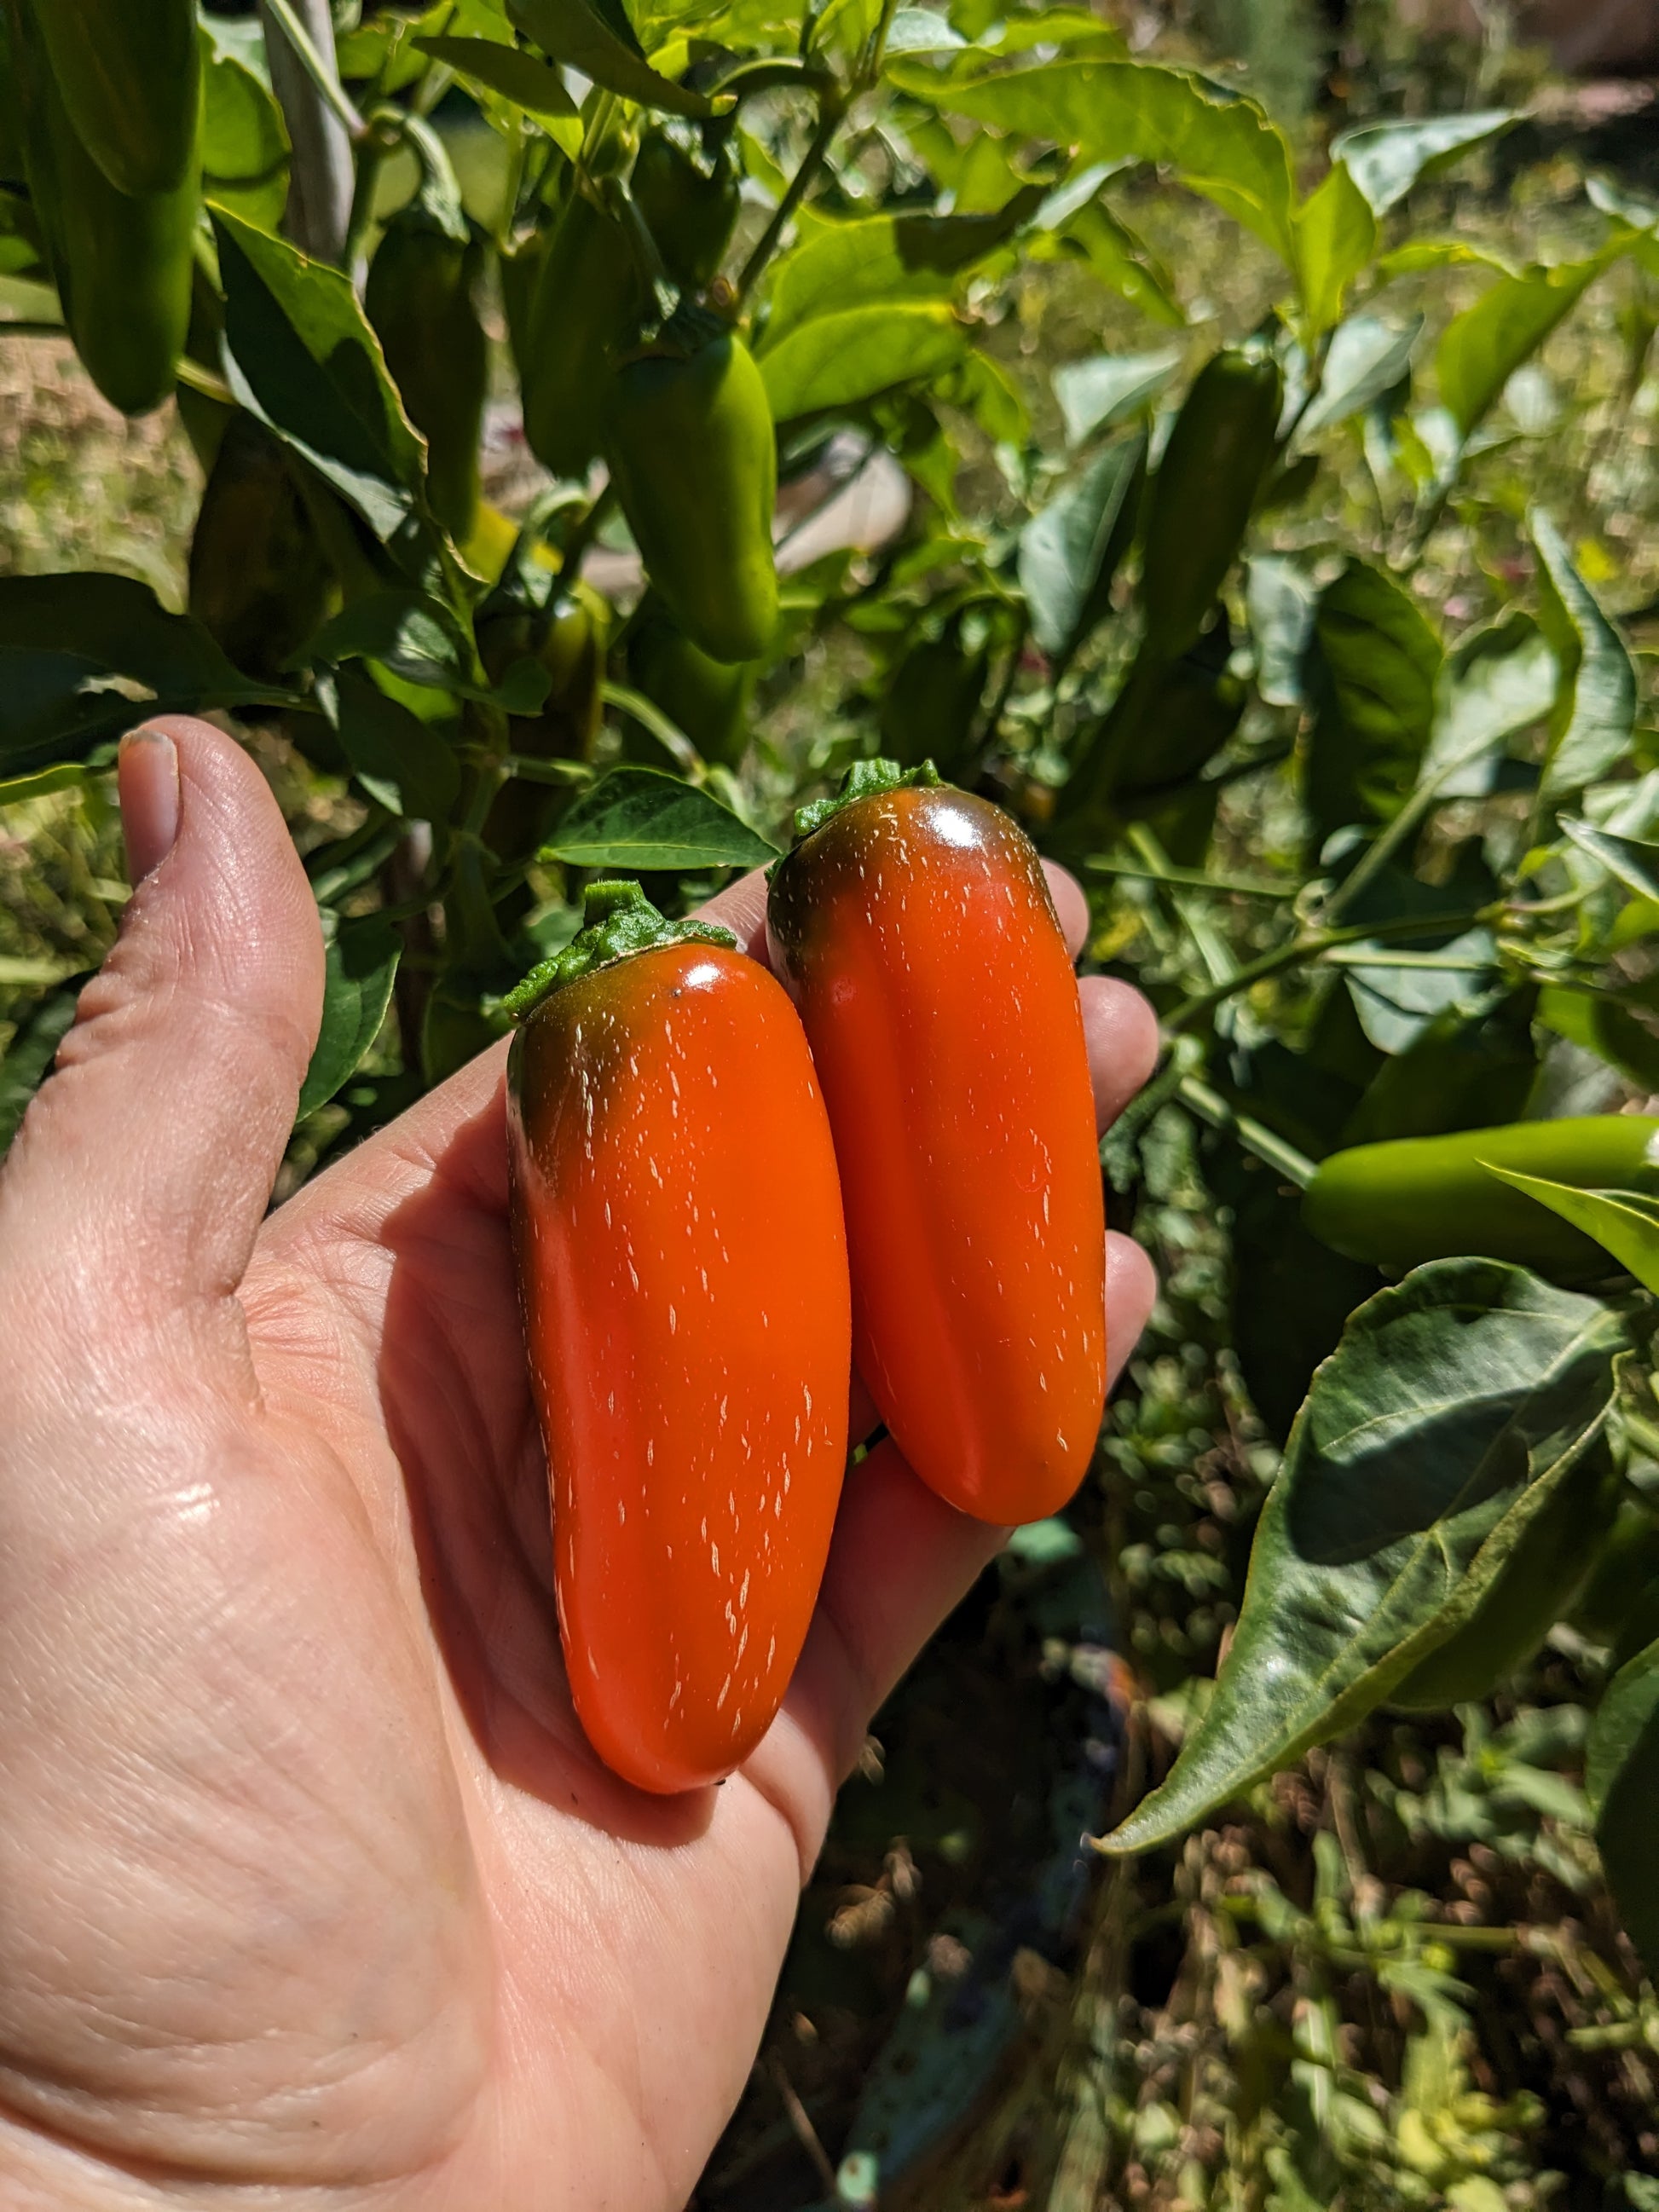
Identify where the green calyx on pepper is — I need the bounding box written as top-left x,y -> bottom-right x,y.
603,306 -> 779,666
789,757 -> 943,846
364,117 -> 488,545
500,878 -> 737,1024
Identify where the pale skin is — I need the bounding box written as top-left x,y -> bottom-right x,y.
0,718 -> 1159,2211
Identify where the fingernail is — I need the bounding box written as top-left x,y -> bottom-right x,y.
118,728 -> 182,885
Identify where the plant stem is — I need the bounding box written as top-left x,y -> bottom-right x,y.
258,0 -> 358,267
735,94 -> 844,306
1164,908 -> 1488,1034
1086,855 -> 1298,899
1177,1074 -> 1316,1189
1320,725 -> 1504,929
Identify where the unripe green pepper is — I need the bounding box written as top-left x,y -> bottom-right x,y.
1304,1115 -> 1659,1279
500,226 -> 549,387
188,411 -> 336,687
522,188 -> 639,482
631,123 -> 740,294
26,0 -> 199,194
1139,349 -> 1282,662
366,212 -> 488,542
626,594 -> 754,766
9,0 -> 197,415
604,313 -> 778,665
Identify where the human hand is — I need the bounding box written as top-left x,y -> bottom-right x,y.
0,718 -> 1159,2210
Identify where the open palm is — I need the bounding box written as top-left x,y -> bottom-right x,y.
0,720 -> 1158,2210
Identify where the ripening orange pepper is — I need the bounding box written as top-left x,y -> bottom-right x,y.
767,762 -> 1106,1526
507,881 -> 851,1793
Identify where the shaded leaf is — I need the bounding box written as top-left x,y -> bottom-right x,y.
544,765 -> 780,868
1587,1633 -> 1659,1979
414,34 -> 580,119
321,665 -> 461,823
1101,1262 -> 1626,1854
1329,109 -> 1516,217
297,914 -> 401,1118
0,573 -> 291,774
508,0 -> 723,114
1559,815 -> 1659,903
1533,511 -> 1639,807
212,208 -> 435,563
1246,554 -> 1318,708
760,303 -> 963,422
1017,433 -> 1146,664
1292,314 -> 1421,443
1420,610 -> 1557,795
1304,557 -> 1442,843
1052,346 -> 1181,447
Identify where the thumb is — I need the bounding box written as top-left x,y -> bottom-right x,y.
2,718 -> 324,1313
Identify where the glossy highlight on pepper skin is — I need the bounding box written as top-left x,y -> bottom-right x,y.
767,785 -> 1107,1525
508,941 -> 851,1793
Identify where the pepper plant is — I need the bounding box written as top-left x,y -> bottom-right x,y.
4,0 -> 1659,2020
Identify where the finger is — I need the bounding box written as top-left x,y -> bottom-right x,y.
1,719 -> 325,1314
783,1230 -> 1158,1813
1081,975 -> 1162,1135
1041,859 -> 1089,960
695,866 -> 772,964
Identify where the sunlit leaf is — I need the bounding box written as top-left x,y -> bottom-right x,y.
759,303 -> 964,422
544,766 -> 780,868
1533,509 -> 1639,807
1330,109 -> 1516,217
1052,346 -> 1181,446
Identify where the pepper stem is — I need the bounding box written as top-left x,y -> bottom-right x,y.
498,878 -> 737,1023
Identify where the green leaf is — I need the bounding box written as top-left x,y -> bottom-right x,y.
1295,160 -> 1375,336
1587,1633 -> 1659,1979
321,666 -> 461,824
1558,815 -> 1659,902
1304,557 -> 1442,844
1050,196 -> 1185,327
1246,554 -> 1319,709
211,208 -> 436,563
414,33 -> 580,119
201,29 -> 291,230
508,0 -> 724,114
544,766 -> 781,868
1486,1166 -> 1659,1293
1328,109 -> 1516,217
1419,609 -> 1558,796
1100,1262 -> 1626,1855
0,760 -> 88,806
1017,433 -> 1146,665
1292,314 -> 1421,444
759,303 -> 964,423
0,574 -> 291,775
1051,346 -> 1181,447
928,62 -> 1297,265
884,5 -> 967,53
297,914 -> 401,1119
763,200 -> 1038,347
1533,510 -> 1639,808
0,986 -> 79,1158
1436,254 -> 1611,442
304,590 -> 469,688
